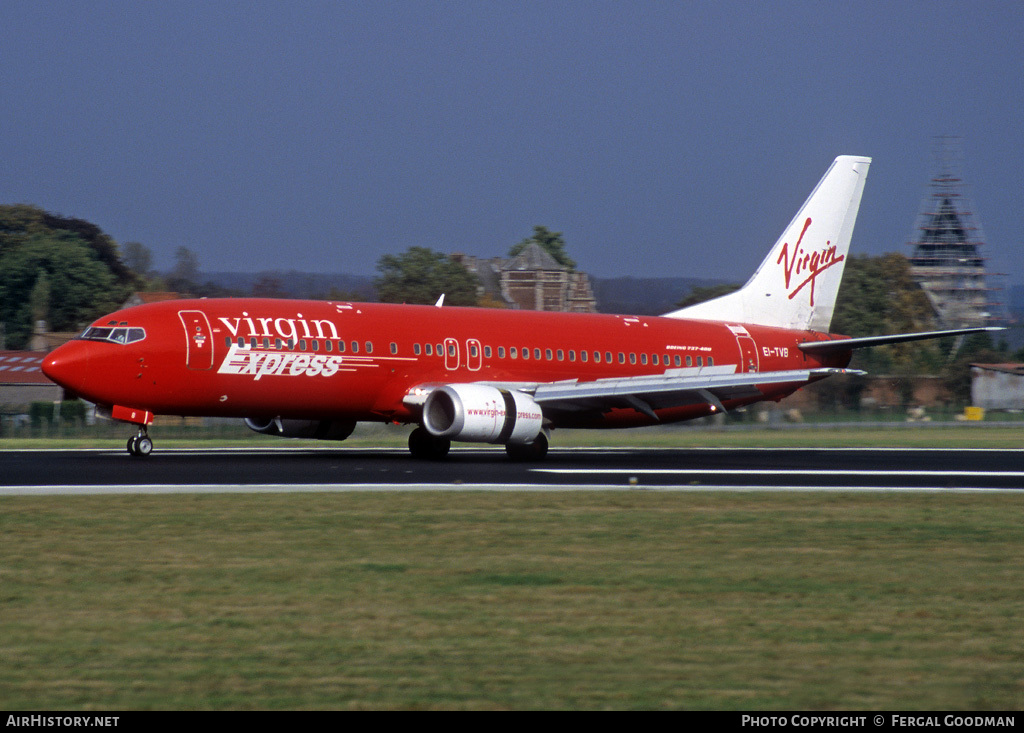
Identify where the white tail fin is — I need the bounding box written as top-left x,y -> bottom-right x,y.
665,155 -> 871,331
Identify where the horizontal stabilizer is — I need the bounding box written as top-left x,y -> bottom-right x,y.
798,327 -> 1004,354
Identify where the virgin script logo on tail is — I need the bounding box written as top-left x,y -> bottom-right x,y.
776,217 -> 844,306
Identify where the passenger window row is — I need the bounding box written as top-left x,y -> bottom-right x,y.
222,336 -> 714,368
410,343 -> 713,367
224,337 -> 377,354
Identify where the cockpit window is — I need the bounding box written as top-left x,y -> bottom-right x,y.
81,326 -> 146,344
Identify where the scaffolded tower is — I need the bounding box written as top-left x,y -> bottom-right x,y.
907,137 -> 1000,329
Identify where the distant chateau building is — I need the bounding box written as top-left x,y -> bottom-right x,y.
453,243 -> 597,312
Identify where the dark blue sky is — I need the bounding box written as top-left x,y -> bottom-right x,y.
4,1 -> 1022,283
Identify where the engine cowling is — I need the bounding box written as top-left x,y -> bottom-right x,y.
422,384 -> 543,445
244,417 -> 356,441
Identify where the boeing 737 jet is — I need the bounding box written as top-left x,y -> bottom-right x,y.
42,156 -> 993,459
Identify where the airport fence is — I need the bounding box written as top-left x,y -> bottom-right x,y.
3,399 -> 1024,442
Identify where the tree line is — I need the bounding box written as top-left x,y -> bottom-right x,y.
0,206 -> 575,347
0,205 -> 135,349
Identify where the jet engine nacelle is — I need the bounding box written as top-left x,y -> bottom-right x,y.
422,384 -> 543,445
244,417 -> 356,441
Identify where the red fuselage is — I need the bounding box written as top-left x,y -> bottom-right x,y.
42,298 -> 851,429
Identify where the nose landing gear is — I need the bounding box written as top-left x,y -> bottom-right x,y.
127,429 -> 153,457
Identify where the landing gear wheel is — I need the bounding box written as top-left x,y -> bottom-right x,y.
505,432 -> 549,461
127,431 -> 153,457
408,427 -> 451,460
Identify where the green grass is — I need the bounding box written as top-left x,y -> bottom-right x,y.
2,492 -> 1023,709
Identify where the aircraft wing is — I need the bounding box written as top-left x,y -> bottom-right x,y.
527,366 -> 860,419
402,365 -> 861,421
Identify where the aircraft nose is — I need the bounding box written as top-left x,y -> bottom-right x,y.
42,341 -> 91,393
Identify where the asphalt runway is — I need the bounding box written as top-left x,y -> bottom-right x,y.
3,446 -> 1024,494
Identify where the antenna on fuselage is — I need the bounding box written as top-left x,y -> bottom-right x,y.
434,294 -> 445,307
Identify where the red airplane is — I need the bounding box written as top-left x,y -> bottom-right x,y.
42,156 -> 992,459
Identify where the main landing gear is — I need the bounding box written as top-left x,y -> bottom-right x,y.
505,432 -> 548,461
127,428 -> 153,457
408,427 -> 549,461
408,427 -> 451,460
